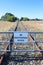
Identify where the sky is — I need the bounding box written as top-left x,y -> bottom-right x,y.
0,0 -> 43,19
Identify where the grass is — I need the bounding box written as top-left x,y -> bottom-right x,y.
0,21 -> 17,40
0,21 -> 43,55
0,21 -> 43,31
0,21 -> 17,31
22,21 -> 43,31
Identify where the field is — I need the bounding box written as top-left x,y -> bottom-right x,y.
0,21 -> 43,51
22,21 -> 43,31
0,21 -> 17,31
0,21 -> 43,31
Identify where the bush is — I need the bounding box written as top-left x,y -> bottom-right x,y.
1,13 -> 18,22
20,17 -> 29,21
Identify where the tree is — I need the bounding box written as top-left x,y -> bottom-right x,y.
20,17 -> 29,21
35,18 -> 40,21
1,13 -> 18,22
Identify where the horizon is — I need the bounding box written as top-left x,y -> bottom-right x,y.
0,0 -> 43,19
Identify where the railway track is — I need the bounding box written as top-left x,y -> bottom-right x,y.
29,35 -> 43,55
0,21 -> 43,65
0,21 -> 19,65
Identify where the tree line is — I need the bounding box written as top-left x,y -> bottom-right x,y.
0,13 -> 42,22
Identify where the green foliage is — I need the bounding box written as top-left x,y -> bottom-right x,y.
31,18 -> 41,21
35,18 -> 40,21
1,13 -> 18,22
1,13 -> 42,22
20,17 -> 29,21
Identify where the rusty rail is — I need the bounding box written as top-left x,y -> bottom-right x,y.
29,35 -> 43,56
0,21 -> 19,65
0,35 -> 13,65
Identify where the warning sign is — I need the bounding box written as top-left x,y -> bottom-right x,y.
14,32 -> 28,43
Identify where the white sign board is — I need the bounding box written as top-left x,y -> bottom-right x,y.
14,32 -> 28,43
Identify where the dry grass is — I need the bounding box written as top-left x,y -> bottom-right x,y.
22,21 -> 43,31
0,21 -> 17,50
22,21 -> 43,49
0,21 -> 17,31
0,21 -> 17,40
0,21 -> 43,31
